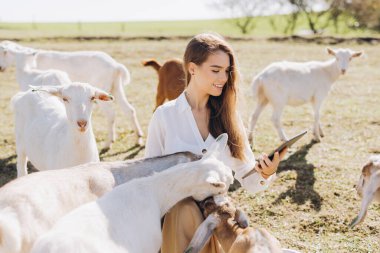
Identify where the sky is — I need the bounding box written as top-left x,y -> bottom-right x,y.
1,0 -> 299,23
1,0 -> 228,22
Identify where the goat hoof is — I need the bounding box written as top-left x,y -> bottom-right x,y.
137,137 -> 144,147
312,137 -> 321,143
248,136 -> 253,146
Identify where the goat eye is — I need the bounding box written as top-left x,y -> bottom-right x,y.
62,97 -> 68,102
91,96 -> 96,101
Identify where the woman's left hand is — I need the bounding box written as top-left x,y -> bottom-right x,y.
255,148 -> 288,179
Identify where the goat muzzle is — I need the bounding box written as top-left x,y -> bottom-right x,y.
77,120 -> 88,132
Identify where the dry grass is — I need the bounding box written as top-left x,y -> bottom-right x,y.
0,38 -> 379,252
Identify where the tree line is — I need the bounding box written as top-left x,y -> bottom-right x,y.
211,0 -> 380,35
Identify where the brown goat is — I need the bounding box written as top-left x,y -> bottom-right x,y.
142,58 -> 185,110
185,195 -> 283,253
350,155 -> 380,227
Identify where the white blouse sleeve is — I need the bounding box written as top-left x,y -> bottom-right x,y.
225,117 -> 275,194
144,108 -> 165,158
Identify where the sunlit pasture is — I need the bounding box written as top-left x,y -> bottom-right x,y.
0,37 -> 379,252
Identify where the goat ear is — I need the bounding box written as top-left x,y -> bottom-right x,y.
94,90 -> 113,101
29,85 -> 62,97
185,214 -> 220,253
234,208 -> 249,228
203,133 -> 228,159
351,51 -> 363,58
362,161 -> 373,177
206,176 -> 226,189
215,133 -> 228,146
327,48 -> 335,56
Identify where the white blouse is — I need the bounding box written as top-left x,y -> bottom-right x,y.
144,92 -> 274,194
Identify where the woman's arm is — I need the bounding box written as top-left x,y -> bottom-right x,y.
229,115 -> 278,194
231,138 -> 276,194
144,108 -> 165,158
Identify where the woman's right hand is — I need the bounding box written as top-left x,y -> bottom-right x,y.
255,147 -> 288,179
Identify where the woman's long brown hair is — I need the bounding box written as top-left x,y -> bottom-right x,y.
183,33 -> 246,161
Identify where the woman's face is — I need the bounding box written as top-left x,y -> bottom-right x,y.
191,50 -> 230,97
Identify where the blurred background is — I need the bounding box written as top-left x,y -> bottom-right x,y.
1,1 -> 380,252
1,0 -> 379,39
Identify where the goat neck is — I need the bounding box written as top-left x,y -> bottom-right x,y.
109,152 -> 201,186
323,58 -> 341,83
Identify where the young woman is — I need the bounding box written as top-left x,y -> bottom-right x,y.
145,33 -> 287,253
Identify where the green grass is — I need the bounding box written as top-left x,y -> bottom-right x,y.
0,12 -> 379,39
0,38 -> 379,252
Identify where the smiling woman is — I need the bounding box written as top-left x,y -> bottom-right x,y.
182,33 -> 244,157
144,32 -> 288,253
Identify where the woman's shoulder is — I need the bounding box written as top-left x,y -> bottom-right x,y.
155,93 -> 186,114
156,99 -> 177,111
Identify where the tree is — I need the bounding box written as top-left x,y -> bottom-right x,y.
211,0 -> 268,34
347,0 -> 380,30
285,0 -> 330,34
283,10 -> 301,34
325,0 -> 348,33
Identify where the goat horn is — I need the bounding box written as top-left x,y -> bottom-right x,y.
234,208 -> 249,228
184,214 -> 220,253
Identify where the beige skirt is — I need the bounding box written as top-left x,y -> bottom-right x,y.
161,197 -> 223,253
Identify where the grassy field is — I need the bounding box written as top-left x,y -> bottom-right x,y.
1,13 -> 379,39
0,37 -> 379,252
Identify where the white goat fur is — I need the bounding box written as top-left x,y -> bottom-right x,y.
0,40 -> 143,148
248,48 -> 362,143
0,152 -> 200,253
0,46 -> 70,90
350,155 -> 380,227
11,83 -> 113,177
31,134 -> 234,253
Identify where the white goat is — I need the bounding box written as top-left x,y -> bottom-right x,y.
31,134 -> 234,253
12,83 -> 113,177
0,46 -> 70,90
248,48 -> 362,143
0,40 -> 143,148
350,155 -> 380,228
185,195 -> 286,253
0,152 -> 200,253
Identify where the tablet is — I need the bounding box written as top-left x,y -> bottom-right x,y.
242,130 -> 307,179
266,130 -> 308,160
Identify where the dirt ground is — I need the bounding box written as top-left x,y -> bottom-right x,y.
0,38 -> 379,252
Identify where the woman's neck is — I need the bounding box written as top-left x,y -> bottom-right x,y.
185,83 -> 209,110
